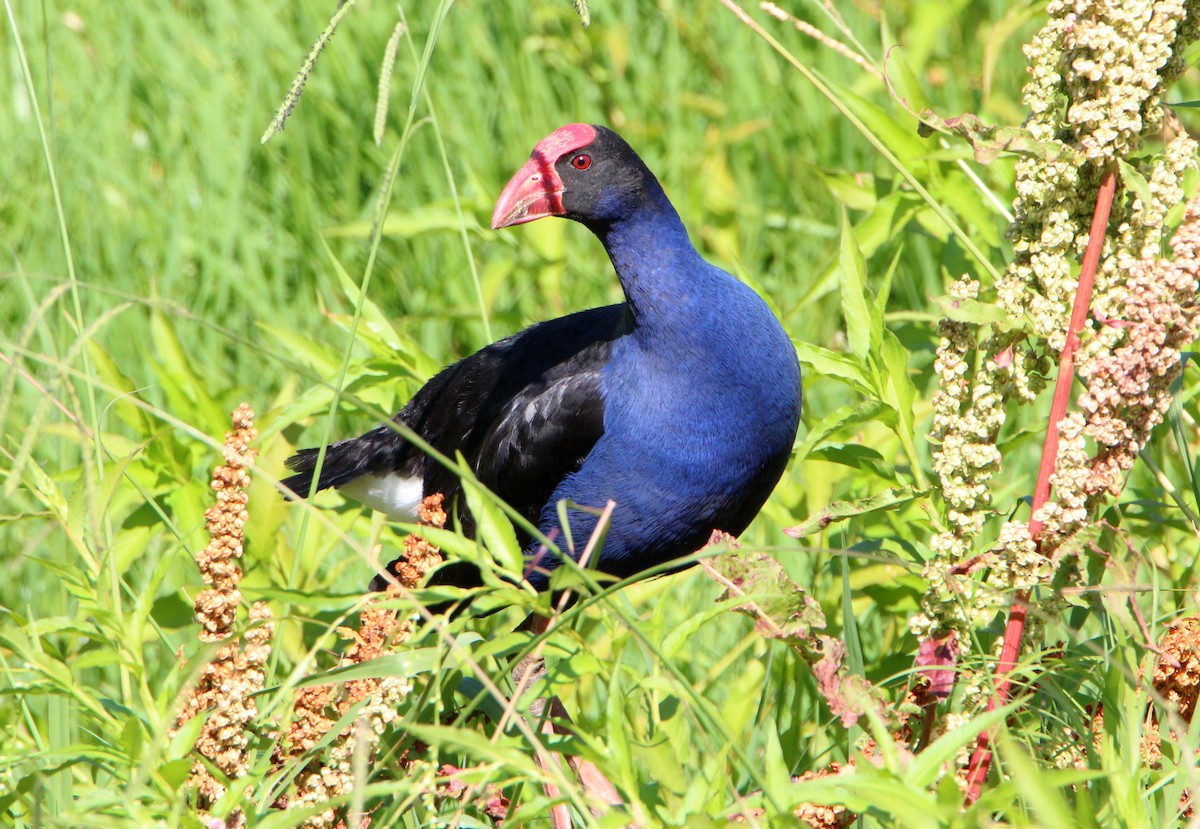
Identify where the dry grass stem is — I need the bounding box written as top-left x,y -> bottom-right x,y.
759,2 -> 881,78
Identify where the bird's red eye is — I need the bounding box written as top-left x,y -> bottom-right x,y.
571,153 -> 591,170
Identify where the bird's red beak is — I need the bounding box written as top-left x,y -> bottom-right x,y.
492,124 -> 597,230
491,153 -> 564,229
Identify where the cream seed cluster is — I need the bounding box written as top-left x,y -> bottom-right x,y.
914,0 -> 1200,659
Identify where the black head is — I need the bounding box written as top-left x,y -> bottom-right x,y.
491,124 -> 659,230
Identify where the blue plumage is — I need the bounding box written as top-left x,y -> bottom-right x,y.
283,124 -> 801,595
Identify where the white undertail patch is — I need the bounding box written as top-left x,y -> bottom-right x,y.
340,474 -> 424,520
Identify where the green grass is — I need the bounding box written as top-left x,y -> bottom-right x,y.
4,0 -> 1200,826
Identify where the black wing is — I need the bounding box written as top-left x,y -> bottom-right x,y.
284,304 -> 632,535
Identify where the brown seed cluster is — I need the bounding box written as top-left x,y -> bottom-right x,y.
1131,617 -> 1200,815
730,763 -> 854,828
175,404 -> 275,814
1079,198 -> 1200,499
381,494 -> 447,587
792,764 -> 854,829
1154,615 -> 1200,725
194,403 -> 258,640
1045,618 -> 1200,788
278,494 -> 447,829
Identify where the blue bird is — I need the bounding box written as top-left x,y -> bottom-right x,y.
282,124 -> 802,595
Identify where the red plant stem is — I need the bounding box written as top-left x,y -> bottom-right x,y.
963,166 -> 1118,805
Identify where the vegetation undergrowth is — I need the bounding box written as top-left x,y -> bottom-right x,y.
4,0 -> 1200,826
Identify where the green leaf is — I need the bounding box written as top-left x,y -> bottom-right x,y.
327,236 -> 409,354
905,704 -> 1013,788
880,330 -> 915,421
880,328 -> 922,480
873,244 -> 903,346
603,658 -> 633,792
837,83 -> 932,166
156,758 -> 194,792
403,722 -> 534,768
819,767 -> 936,822
933,293 -> 1024,330
458,460 -> 524,576
794,341 -> 876,397
882,40 -> 931,113
759,728 -> 795,809
796,191 -> 922,311
86,342 -> 155,436
784,486 -> 927,538
1117,158 -> 1154,212
997,731 -> 1077,827
808,443 -> 897,481
149,311 -> 225,429
794,399 -> 891,462
838,208 -> 874,361
704,549 -> 827,644
293,647 -> 459,688
661,601 -> 741,659
916,108 -> 1080,164
167,708 -> 210,762
258,321 -> 346,378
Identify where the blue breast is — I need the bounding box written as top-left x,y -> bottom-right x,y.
529,218 -> 801,588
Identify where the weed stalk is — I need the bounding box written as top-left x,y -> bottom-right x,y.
964,166 -> 1119,803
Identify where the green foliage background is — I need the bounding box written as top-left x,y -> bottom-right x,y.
4,0 -> 1200,826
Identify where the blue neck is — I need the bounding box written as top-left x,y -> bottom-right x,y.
593,184 -> 714,330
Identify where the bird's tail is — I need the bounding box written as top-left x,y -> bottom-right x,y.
280,423 -> 410,498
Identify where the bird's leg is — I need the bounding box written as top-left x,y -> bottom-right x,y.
510,614 -> 572,827
511,594 -> 629,821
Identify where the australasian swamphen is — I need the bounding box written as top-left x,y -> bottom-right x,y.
282,124 -> 802,596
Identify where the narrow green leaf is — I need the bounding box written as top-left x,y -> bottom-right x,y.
840,552 -> 865,678
258,322 -> 344,378
604,655 -> 633,792
458,462 -> 523,576
808,443 -> 897,481
997,731 -> 1076,828
905,704 -> 1012,787
403,723 -> 535,768
794,341 -> 876,397
326,236 -> 409,353
933,293 -> 1022,329
293,647 -> 456,688
873,244 -> 904,348
838,208 -> 873,361
149,311 -> 224,428
880,328 -> 924,486
794,399 -> 890,462
784,486 -> 926,538
1117,158 -> 1154,212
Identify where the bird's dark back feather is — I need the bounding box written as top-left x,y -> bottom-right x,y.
283,304 -> 632,540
